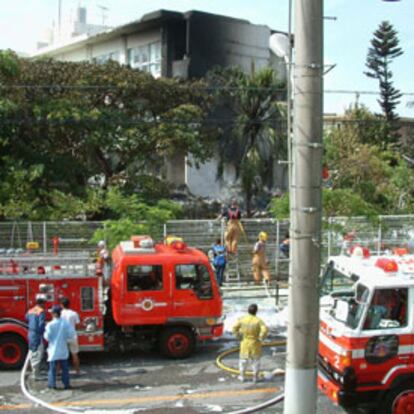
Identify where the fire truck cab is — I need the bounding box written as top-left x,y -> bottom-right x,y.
108,236 -> 223,357
0,236 -> 223,369
318,251 -> 414,414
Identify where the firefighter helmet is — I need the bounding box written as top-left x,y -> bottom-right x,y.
259,232 -> 268,241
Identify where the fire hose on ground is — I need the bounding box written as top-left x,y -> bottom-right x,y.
20,340 -> 286,414
20,353 -> 83,414
217,339 -> 286,414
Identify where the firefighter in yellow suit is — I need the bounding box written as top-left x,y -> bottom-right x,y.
232,303 -> 269,383
221,199 -> 242,254
252,232 -> 271,284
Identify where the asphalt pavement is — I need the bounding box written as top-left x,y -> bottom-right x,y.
0,335 -> 348,414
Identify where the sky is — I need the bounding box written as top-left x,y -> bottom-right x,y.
0,0 -> 412,116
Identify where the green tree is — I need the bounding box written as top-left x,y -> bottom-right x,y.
0,52 -> 215,219
208,67 -> 286,216
365,21 -> 403,127
269,189 -> 378,219
90,188 -> 183,248
324,106 -> 414,214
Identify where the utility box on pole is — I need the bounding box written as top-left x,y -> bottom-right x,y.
283,0 -> 324,413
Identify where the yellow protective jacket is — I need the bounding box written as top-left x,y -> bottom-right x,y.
232,314 -> 269,359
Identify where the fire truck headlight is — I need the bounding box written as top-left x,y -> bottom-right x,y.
340,350 -> 352,367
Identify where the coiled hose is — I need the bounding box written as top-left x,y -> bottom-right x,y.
217,339 -> 286,413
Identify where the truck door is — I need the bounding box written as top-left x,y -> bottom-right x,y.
172,263 -> 218,318
358,287 -> 410,385
122,263 -> 170,325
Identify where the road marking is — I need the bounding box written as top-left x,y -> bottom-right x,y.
0,386 -> 280,411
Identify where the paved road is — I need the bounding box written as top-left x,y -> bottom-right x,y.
0,337 -> 347,414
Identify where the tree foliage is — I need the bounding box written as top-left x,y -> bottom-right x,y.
90,188 -> 183,249
324,106 -> 414,215
365,21 -> 403,128
269,189 -> 378,220
0,51 -> 214,220
207,66 -> 286,216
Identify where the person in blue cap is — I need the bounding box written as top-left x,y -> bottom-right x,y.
25,296 -> 46,380
44,305 -> 76,390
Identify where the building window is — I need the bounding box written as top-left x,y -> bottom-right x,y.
128,41 -> 161,77
94,51 -> 120,64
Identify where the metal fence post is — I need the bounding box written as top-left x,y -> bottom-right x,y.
43,221 -> 47,254
163,223 -> 167,241
327,217 -> 332,257
377,216 -> 382,255
275,219 -> 280,276
275,219 -> 280,306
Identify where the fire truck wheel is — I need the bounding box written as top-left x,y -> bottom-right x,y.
0,334 -> 27,369
379,381 -> 414,414
159,327 -> 195,359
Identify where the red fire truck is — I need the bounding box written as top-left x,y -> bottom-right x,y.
318,249 -> 414,414
0,236 -> 223,369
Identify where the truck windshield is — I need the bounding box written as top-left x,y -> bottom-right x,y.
320,261 -> 358,297
346,284 -> 369,329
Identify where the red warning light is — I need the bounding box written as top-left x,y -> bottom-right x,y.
375,258 -> 398,273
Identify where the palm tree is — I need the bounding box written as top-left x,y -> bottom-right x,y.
208,66 -> 286,216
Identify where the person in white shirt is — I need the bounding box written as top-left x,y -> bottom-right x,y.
60,297 -> 81,375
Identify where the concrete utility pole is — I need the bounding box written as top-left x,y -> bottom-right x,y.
283,0 -> 323,413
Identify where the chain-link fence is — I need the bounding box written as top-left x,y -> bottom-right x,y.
1,216 -> 414,286
0,221 -> 104,254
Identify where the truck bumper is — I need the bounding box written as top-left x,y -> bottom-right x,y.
318,370 -> 342,405
318,371 -> 380,408
198,323 -> 224,340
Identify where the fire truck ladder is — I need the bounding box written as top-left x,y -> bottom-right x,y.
225,253 -> 241,286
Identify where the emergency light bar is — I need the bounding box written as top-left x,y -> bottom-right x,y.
130,236 -> 154,249
375,258 -> 398,273
350,245 -> 370,259
392,247 -> 408,256
170,240 -> 188,251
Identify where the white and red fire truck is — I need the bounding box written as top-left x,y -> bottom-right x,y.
318,248 -> 414,414
0,236 -> 223,369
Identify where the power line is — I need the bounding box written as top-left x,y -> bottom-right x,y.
325,89 -> 414,97
0,116 -> 403,127
1,84 -> 414,96
0,117 -> 288,127
0,84 -> 287,92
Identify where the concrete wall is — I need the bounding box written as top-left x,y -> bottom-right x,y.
187,12 -> 275,78
90,37 -> 124,60
127,30 -> 161,50
165,151 -> 186,186
54,46 -> 89,62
